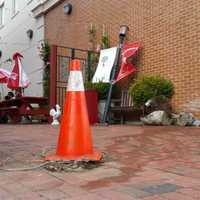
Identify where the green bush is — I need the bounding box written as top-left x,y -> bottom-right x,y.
85,82 -> 110,100
129,75 -> 174,108
39,42 -> 50,98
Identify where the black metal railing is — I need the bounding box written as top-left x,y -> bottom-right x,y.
55,45 -> 98,110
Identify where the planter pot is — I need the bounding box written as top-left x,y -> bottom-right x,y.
85,89 -> 98,124
98,99 -> 106,123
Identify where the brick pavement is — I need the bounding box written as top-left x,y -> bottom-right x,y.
0,125 -> 200,199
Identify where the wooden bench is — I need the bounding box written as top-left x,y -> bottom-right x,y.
0,107 -> 20,123
110,90 -> 142,124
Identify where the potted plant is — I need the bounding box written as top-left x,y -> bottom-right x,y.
85,81 -> 110,122
128,75 -> 174,111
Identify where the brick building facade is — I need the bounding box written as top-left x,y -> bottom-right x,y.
44,0 -> 200,117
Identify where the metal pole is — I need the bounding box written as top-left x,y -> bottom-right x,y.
102,38 -> 125,123
87,51 -> 92,81
71,48 -> 75,60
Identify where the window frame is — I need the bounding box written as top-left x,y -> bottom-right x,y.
0,2 -> 4,26
12,0 -> 18,16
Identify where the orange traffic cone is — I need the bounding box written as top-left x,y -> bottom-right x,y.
46,59 -> 102,161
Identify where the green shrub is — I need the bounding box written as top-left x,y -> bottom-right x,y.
129,75 -> 174,108
85,82 -> 110,100
39,42 -> 50,98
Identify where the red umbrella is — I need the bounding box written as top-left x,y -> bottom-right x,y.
7,52 -> 30,90
0,69 -> 11,83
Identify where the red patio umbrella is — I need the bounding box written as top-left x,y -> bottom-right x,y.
0,69 -> 11,83
7,52 -> 30,91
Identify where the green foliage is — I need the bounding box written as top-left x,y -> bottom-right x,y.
129,75 -> 174,107
43,64 -> 50,98
40,42 -> 50,65
88,24 -> 97,50
101,31 -> 110,49
87,24 -> 110,80
88,24 -> 96,39
85,82 -> 110,100
39,42 -> 50,98
88,52 -> 99,81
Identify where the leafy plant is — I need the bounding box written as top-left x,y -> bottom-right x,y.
101,31 -> 109,49
43,64 -> 50,98
88,23 -> 97,51
39,42 -> 50,98
85,81 -> 110,100
129,75 -> 174,108
87,24 -> 110,81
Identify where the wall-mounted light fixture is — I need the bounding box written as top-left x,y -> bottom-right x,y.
26,29 -> 33,39
63,3 -> 72,15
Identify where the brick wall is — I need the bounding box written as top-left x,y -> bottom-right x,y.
45,0 -> 200,118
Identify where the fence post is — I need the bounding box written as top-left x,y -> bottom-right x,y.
50,45 -> 57,109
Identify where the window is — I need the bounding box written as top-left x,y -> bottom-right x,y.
12,0 -> 18,15
27,0 -> 33,5
0,3 -> 4,26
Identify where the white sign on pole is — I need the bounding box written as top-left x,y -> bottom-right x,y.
92,47 -> 117,83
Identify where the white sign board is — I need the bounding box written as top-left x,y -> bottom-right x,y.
92,47 -> 117,83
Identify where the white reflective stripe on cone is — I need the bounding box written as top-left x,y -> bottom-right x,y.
67,71 -> 84,91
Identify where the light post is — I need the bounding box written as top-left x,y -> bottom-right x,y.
102,25 -> 129,123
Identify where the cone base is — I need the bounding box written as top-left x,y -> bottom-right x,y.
45,151 -> 102,161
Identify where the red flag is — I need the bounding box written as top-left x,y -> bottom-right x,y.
7,52 -> 30,90
0,69 -> 11,83
114,43 -> 140,84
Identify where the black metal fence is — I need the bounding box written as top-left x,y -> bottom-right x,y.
56,46 -> 98,110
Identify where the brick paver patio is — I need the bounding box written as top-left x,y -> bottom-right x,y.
0,124 -> 200,199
